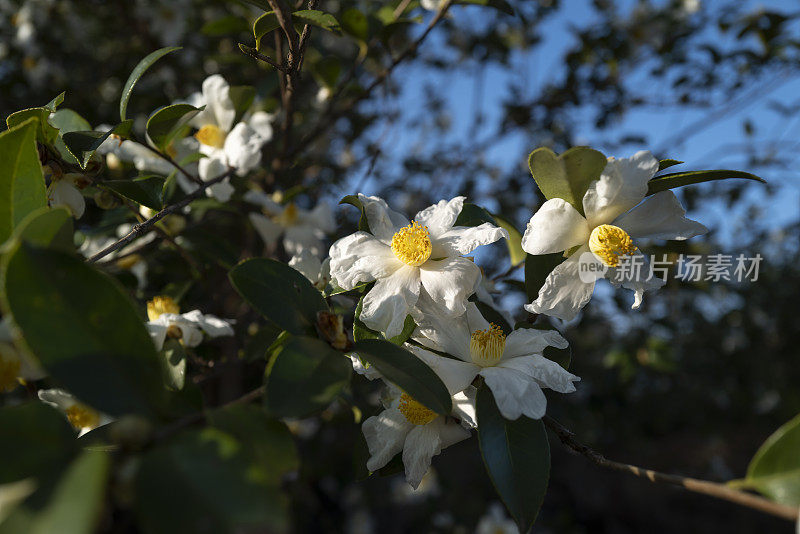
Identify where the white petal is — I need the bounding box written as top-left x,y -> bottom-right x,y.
452,387 -> 478,428
348,353 -> 382,380
249,213 -> 283,248
289,251 -> 323,283
419,257 -> 481,317
247,111 -> 274,142
208,180 -> 234,202
524,245 -> 596,321
606,250 -> 666,309
243,190 -> 282,213
614,190 -> 708,241
480,366 -> 548,420
582,151 -> 658,227
432,223 -> 509,258
360,265 -> 421,338
406,345 -> 479,395
182,310 -> 234,338
414,197 -> 465,235
363,408 -> 413,472
503,327 -> 568,360
521,198 -> 590,255
402,423 -> 443,489
497,355 -> 579,393
284,225 -> 325,257
328,232 -> 401,291
308,202 -> 336,233
465,301 -> 492,332
48,181 -> 85,218
200,74 -> 236,132
37,388 -> 76,411
358,194 -> 409,243
410,291 -> 471,360
223,122 -> 264,175
146,322 -> 168,351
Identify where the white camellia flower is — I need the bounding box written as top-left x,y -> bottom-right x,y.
521,151 -> 708,321
38,389 -> 113,437
246,191 -> 336,257
363,380 -> 476,489
187,75 -> 274,202
329,195 -> 508,338
289,250 -> 331,289
144,296 -> 234,350
44,168 -> 89,218
476,503 -> 519,534
410,294 -> 579,420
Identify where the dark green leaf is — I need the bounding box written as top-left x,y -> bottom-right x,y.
454,202 -> 495,227
339,195 -> 370,232
102,176 -> 166,211
524,252 -> 564,303
292,10 -> 341,33
6,108 -> 60,145
62,121 -> 131,170
646,169 -> 766,196
477,386 -> 550,533
492,212 -> 525,266
528,147 -> 607,217
353,339 -> 452,415
341,8 -> 370,42
228,258 -> 329,335
253,11 -> 280,50
49,109 -> 91,164
120,47 -> 181,122
742,413 -> 800,506
201,15 -> 249,36
657,158 -> 683,171
0,119 -> 47,243
145,104 -> 203,150
8,207 -> 73,253
265,336 -> 352,418
1,242 -> 167,417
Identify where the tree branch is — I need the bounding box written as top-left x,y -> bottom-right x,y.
543,416 -> 799,522
238,43 -> 288,73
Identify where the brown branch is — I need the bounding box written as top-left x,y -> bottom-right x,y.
140,142 -> 204,187
267,0 -> 299,56
87,169 -> 235,264
543,416 -> 799,522
238,43 -> 288,73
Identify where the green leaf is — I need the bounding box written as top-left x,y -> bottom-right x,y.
135,428 -> 288,534
0,403 -> 79,485
657,158 -> 683,171
310,57 -> 341,89
341,8 -> 370,42
492,212 -> 525,266
6,108 -> 60,145
0,119 -> 47,244
524,252 -> 565,303
29,451 -> 110,534
265,336 -> 352,418
742,413 -> 800,506
201,14 -> 249,36
292,10 -> 341,33
145,104 -> 203,150
160,339 -> 186,391
44,92 -> 65,112
1,242 -> 167,417
229,86 -> 256,124
339,195 -> 370,232
102,176 -> 165,211
477,386 -> 550,533
49,109 -> 91,165
8,206 -> 73,253
353,339 -> 452,416
120,47 -> 181,122
528,147 -> 607,217
228,258 -> 329,336
454,202 -> 495,227
457,0 -> 515,15
253,11 -> 280,50
62,121 -> 132,170
646,169 -> 766,196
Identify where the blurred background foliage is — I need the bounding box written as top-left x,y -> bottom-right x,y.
1,0 -> 799,532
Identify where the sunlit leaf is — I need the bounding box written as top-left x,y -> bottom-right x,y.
120,47 -> 181,122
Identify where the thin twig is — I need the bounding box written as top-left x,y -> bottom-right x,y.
141,142 -> 204,186
267,0 -> 299,56
543,416 -> 799,522
238,43 -> 288,73
87,170 -> 235,264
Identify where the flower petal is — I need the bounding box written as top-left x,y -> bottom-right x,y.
419,257 -> 481,317
582,151 -> 658,227
402,423 -> 443,489
465,301 -> 492,332
480,366 -> 548,420
48,181 -> 85,218
363,408 -> 413,472
606,250 -> 666,310
308,202 -> 336,233
524,245 -> 596,321
249,213 -> 283,248
284,225 -> 325,257
328,232 -> 401,290
182,310 -> 234,338
452,386 -> 477,428
414,196 -> 464,236
614,190 -> 708,241
359,194 -> 409,243
432,223 -> 509,258
247,111 -> 274,142
521,198 -> 589,255
406,345 -> 479,395
498,354 -> 579,393
197,74 -> 236,132
360,265 -> 421,338
410,291 -> 471,360
146,322 -> 168,351
223,122 -> 264,176
289,251 -> 322,283
503,327 -> 569,360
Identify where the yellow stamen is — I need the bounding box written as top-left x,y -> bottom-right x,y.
588,224 -> 637,267
276,203 -> 299,226
147,296 -> 179,321
469,324 -> 506,367
194,124 -> 227,148
0,348 -> 21,393
391,222 -> 432,267
398,393 -> 437,425
65,404 -> 100,430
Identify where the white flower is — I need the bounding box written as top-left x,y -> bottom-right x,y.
144,296 -> 234,350
46,171 -> 87,218
97,132 -> 199,183
289,250 -> 331,289
420,0 -> 445,10
348,353 -> 382,380
0,319 -> 45,392
521,151 -> 708,321
329,195 -> 508,338
410,294 -> 578,420
363,382 -> 476,489
476,503 -> 518,534
187,75 -> 274,202
247,191 -> 336,257
38,388 -> 113,437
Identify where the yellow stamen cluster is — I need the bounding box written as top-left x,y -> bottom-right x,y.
65,404 -> 100,430
147,296 -> 179,321
0,349 -> 21,393
276,203 -> 299,226
588,224 -> 637,267
398,393 -> 437,425
469,324 -> 506,367
391,222 -> 432,266
194,124 -> 227,149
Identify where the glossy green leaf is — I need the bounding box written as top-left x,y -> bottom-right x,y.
265,336 -> 352,418
145,104 -> 203,150
457,0 -> 515,15
120,47 -> 181,122
492,212 -> 525,266
101,176 -> 165,211
353,339 -> 452,415
6,107 -> 60,145
524,252 -> 565,303
228,258 -> 329,335
477,386 -> 550,533
62,121 -> 131,170
49,109 -> 91,165
253,11 -> 280,50
646,169 -> 766,196
44,92 -> 65,112
292,10 -> 341,33
743,413 -> 800,506
0,119 -> 47,243
454,202 -> 495,227
8,207 -> 73,253
657,158 -> 683,171
1,242 -> 166,417
528,147 -> 607,216
339,195 -> 370,232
